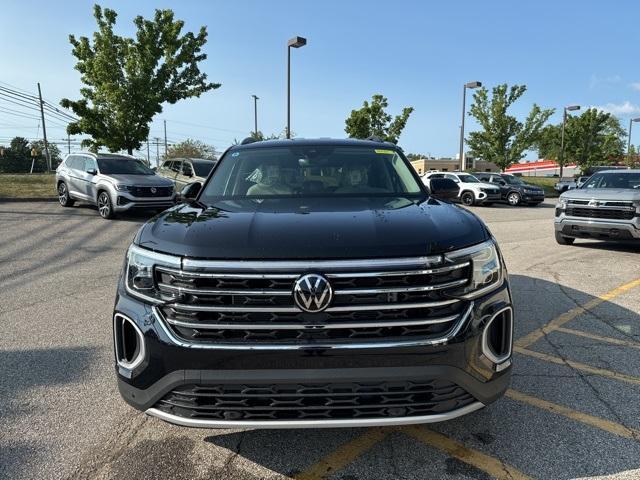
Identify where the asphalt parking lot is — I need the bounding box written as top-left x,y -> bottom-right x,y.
1,200 -> 639,480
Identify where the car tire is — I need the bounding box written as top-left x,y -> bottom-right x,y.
555,231 -> 575,245
507,192 -> 521,206
97,191 -> 115,219
58,182 -> 75,207
461,191 -> 475,206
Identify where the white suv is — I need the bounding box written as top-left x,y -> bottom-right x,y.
422,172 -> 501,206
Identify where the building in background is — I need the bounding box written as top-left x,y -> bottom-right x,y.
409,156 -> 499,175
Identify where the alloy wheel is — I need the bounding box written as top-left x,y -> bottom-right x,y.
507,192 -> 520,206
58,183 -> 67,205
98,192 -> 111,218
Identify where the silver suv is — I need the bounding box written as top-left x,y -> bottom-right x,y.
555,169 -> 640,244
55,153 -> 175,219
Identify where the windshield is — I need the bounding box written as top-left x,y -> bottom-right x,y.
582,172 -> 640,189
97,158 -> 154,175
503,175 -> 523,185
457,174 -> 480,183
192,160 -> 215,177
199,146 -> 424,201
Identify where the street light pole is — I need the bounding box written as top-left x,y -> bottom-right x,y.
286,36 -> 307,139
559,105 -> 580,178
627,117 -> 640,160
252,95 -> 259,137
459,81 -> 481,171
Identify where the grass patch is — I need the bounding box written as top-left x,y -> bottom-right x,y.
0,173 -> 56,198
522,176 -> 559,197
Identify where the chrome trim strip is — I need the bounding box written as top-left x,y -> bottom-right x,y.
181,255 -> 444,272
334,278 -> 468,295
113,313 -> 146,371
145,401 -> 485,429
164,298 -> 459,313
158,278 -> 468,297
164,313 -> 459,330
151,302 -> 473,350
481,306 -> 513,365
322,262 -> 471,278
156,266 -> 298,280
158,283 -> 292,296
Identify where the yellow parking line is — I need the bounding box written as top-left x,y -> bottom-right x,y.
400,425 -> 532,480
506,389 -> 640,441
515,277 -> 640,349
294,427 -> 389,480
514,346 -> 640,386
555,326 -> 640,349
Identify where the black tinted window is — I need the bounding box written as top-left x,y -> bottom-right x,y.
96,158 -> 154,175
192,160 -> 215,177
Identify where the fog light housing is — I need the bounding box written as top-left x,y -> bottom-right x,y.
113,313 -> 146,371
481,307 -> 513,366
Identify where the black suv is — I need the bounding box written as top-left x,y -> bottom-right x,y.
114,138 -> 513,428
475,173 -> 545,206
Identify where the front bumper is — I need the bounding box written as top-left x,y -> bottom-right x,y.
114,194 -> 175,212
114,281 -> 513,428
522,192 -> 545,203
555,216 -> 640,240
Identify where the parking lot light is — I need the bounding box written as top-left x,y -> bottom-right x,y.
287,36 -> 307,139
459,81 -> 482,171
560,105 -> 581,178
628,117 -> 640,158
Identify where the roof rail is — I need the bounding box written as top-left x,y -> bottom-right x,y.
366,135 -> 384,143
240,137 -> 259,145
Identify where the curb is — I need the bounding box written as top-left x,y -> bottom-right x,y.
0,197 -> 58,203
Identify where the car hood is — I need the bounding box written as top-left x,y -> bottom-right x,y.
105,174 -> 174,187
136,196 -> 490,259
561,188 -> 640,202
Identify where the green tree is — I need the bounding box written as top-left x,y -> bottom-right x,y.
627,144 -> 640,168
61,4 -> 220,154
30,140 -> 62,164
345,94 -> 414,144
9,137 -> 30,156
467,84 -> 554,170
536,108 -> 626,171
164,139 -> 216,159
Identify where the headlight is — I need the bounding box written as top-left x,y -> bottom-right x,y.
124,245 -> 181,303
444,240 -> 504,299
557,199 -> 567,210
115,184 -> 133,192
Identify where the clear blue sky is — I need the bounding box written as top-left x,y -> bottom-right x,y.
1,0 -> 639,159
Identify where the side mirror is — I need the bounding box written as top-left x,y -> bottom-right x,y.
177,182 -> 202,202
86,168 -> 97,176
429,178 -> 459,201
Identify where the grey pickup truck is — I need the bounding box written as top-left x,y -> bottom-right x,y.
554,169 -> 640,244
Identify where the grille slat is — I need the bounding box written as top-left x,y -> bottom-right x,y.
155,381 -> 475,421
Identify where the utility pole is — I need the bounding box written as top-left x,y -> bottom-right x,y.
163,120 -> 168,157
37,83 -> 51,170
146,138 -> 150,165
252,95 -> 259,137
67,133 -> 71,154
154,137 -> 160,168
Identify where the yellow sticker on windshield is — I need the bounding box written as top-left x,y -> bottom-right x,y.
374,149 -> 394,155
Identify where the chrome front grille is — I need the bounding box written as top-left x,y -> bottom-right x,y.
566,200 -> 636,220
154,257 -> 471,346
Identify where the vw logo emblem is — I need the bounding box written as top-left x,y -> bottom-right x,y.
293,274 -> 333,313
150,187 -> 157,194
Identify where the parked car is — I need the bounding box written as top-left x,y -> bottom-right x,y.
422,171 -> 501,206
554,169 -> 640,244
475,173 -> 545,206
56,153 -> 175,219
114,138 -> 513,428
156,158 -> 217,192
554,177 -> 576,193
